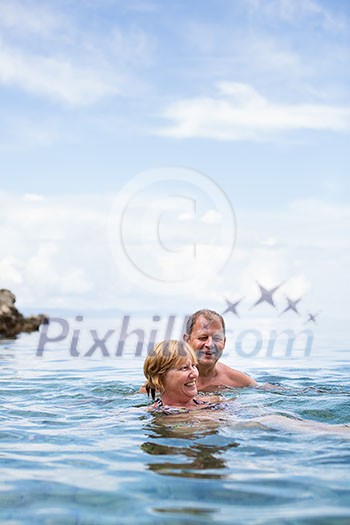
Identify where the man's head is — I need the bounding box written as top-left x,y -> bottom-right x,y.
183,309 -> 226,368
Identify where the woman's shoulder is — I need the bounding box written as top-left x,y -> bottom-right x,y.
146,398 -> 162,411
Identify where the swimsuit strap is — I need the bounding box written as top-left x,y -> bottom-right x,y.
193,398 -> 207,405
156,397 -> 204,407
153,397 -> 190,414
155,397 -> 217,414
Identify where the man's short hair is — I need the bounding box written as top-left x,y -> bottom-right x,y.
185,309 -> 225,337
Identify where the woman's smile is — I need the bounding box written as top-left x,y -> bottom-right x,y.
162,359 -> 199,405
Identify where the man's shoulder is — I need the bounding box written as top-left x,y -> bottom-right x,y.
216,362 -> 257,387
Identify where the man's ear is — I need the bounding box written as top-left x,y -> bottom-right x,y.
183,333 -> 189,342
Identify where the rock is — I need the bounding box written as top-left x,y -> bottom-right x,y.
0,289 -> 48,338
0,289 -> 16,306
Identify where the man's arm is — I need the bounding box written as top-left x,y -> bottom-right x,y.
224,366 -> 284,389
221,363 -> 257,387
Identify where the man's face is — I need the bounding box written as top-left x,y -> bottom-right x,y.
185,315 -> 226,367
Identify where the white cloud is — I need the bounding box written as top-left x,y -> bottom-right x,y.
282,275 -> 311,299
180,2 -> 347,105
184,20 -> 303,78
226,198 -> 350,316
244,0 -> 347,32
0,42 -> 119,106
61,268 -> 93,295
178,212 -> 194,221
0,256 -> 23,286
261,237 -> 279,248
157,82 -> 350,141
22,193 -> 45,202
0,192 -> 109,308
0,1 -> 66,37
0,1 -> 153,106
235,34 -> 305,82
201,210 -> 221,224
0,191 -> 348,319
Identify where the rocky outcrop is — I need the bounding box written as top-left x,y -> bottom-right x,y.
0,289 -> 48,338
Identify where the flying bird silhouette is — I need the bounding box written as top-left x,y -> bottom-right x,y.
251,281 -> 285,309
279,296 -> 303,316
222,297 -> 244,317
303,311 -> 322,325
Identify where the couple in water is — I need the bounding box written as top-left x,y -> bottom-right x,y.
144,309 -> 255,413
143,309 -> 349,435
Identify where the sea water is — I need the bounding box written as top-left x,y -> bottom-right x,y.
0,315 -> 349,525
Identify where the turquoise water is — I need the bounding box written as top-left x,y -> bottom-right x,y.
1,324 -> 350,524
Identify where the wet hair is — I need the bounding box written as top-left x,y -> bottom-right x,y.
143,340 -> 197,400
185,309 -> 225,337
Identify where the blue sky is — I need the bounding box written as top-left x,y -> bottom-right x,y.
0,0 -> 349,336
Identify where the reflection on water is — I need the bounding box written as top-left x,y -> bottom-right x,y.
152,505 -> 217,519
141,412 -> 240,479
142,441 -> 235,479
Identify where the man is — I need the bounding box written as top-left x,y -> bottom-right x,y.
183,309 -> 257,391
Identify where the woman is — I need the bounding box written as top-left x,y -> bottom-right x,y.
143,340 -> 222,413
143,341 -> 349,436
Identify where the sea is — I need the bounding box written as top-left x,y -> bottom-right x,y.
0,313 -> 349,524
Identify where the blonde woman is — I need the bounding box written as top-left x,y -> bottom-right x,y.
144,340 -> 222,413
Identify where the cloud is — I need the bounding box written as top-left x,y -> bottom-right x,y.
0,1 -> 65,37
157,82 -> 350,141
229,199 -> 350,311
0,1 -> 153,106
178,212 -> 194,221
0,192 -> 108,308
0,256 -> 23,286
260,237 -> 279,248
243,0 -> 347,32
22,193 -> 45,203
201,210 -> 221,224
0,41 -> 120,106
0,190 -> 348,319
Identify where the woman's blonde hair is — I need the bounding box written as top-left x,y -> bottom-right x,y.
143,340 -> 197,400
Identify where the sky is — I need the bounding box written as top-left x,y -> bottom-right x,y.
0,0 -> 349,344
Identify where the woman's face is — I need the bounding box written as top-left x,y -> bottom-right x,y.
162,358 -> 199,401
